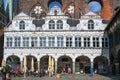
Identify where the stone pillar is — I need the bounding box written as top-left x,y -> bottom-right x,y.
55,59 -> 57,74
81,37 -> 84,47
37,60 -> 40,72
90,36 -> 93,47
72,36 -> 75,47
64,36 -> 66,47
54,36 -> 57,47
91,62 -> 93,68
115,63 -> 119,75
72,61 -> 75,74
46,36 -> 48,47
20,60 -> 23,71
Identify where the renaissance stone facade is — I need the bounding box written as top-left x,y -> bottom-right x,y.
4,2 -> 110,74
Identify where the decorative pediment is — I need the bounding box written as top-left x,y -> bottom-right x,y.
81,11 -> 101,19
13,12 -> 31,20
85,11 -> 97,16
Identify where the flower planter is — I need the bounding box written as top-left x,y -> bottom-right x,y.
56,73 -> 61,78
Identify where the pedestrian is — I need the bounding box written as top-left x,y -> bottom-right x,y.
1,66 -> 6,80
90,68 -> 94,76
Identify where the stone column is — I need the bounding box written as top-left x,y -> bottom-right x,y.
55,59 -> 57,74
46,36 -> 48,47
72,61 -> 75,74
81,36 -> 84,47
91,62 -> 93,68
20,60 -> 23,71
90,36 -> 93,47
37,60 -> 40,72
72,36 -> 75,47
54,36 -> 57,47
115,63 -> 119,75
64,36 -> 66,47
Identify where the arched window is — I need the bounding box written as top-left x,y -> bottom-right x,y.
54,10 -> 57,15
19,21 -> 25,29
88,20 -> 94,29
49,20 -> 55,29
57,20 -> 63,29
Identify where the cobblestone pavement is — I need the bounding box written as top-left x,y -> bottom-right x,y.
0,74 -> 120,80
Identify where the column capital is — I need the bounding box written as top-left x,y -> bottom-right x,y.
72,58 -> 75,62
55,58 -> 58,62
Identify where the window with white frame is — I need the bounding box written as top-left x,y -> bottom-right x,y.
84,37 -> 90,47
88,20 -> 94,29
31,37 -> 37,47
6,37 -> 12,47
57,20 -> 63,29
102,37 -> 108,48
66,37 -> 72,47
48,37 -> 55,47
57,37 -> 63,47
15,37 -> 21,47
49,20 -> 55,29
40,37 -> 46,47
75,37 -> 81,47
93,37 -> 99,47
23,37 -> 29,47
19,20 -> 25,29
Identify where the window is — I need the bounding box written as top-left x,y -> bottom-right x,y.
54,10 -> 57,15
88,20 -> 94,29
19,21 -> 25,29
75,37 -> 81,47
57,37 -> 63,47
49,20 -> 55,29
40,37 -> 46,47
23,37 -> 29,47
48,37 -> 55,47
102,37 -> 108,48
66,37 -> 72,47
6,37 -> 12,47
93,37 -> 99,47
84,37 -> 90,47
57,20 -> 63,29
31,37 -> 37,47
15,37 -> 21,47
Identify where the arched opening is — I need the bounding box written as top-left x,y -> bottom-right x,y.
58,56 -> 72,74
6,55 -> 20,71
25,55 -> 37,72
75,56 -> 90,74
94,56 -> 108,74
40,56 -> 55,74
118,50 -> 120,74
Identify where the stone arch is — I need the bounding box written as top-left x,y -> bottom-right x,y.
117,50 -> 120,74
40,55 -> 55,73
6,55 -> 20,70
58,55 -> 72,73
94,56 -> 108,74
75,55 -> 90,73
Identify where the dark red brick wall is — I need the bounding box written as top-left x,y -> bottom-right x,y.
19,0 -> 118,19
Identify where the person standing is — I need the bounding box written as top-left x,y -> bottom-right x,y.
1,66 -> 6,80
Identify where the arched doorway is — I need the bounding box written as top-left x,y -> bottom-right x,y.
6,55 -> 20,71
75,56 -> 90,73
58,56 -> 72,74
40,55 -> 55,73
25,55 -> 37,72
118,50 -> 120,74
94,56 -> 108,74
